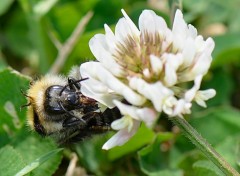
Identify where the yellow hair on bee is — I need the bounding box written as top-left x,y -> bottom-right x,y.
26,75 -> 67,130
68,66 -> 81,80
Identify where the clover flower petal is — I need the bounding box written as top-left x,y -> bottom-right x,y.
194,89 -> 216,108
102,119 -> 140,150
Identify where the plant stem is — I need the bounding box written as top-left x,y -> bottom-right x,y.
49,11 -> 93,74
170,116 -> 240,176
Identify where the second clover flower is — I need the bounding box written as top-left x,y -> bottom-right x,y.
80,9 -> 216,149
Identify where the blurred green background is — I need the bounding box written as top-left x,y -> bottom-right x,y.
0,0 -> 240,175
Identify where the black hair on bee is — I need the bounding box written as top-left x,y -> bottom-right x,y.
24,71 -> 121,144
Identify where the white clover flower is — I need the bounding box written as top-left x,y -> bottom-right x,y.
80,9 -> 216,149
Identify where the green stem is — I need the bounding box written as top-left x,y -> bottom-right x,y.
170,116 -> 240,176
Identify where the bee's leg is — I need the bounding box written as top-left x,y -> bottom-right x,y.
63,117 -> 86,128
81,112 -> 103,125
82,112 -> 112,131
82,108 -> 121,127
102,107 -> 121,124
82,112 -> 112,135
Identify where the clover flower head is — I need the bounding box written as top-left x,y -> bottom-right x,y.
80,9 -> 216,149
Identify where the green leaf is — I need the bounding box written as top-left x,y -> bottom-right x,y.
0,68 -> 30,147
1,8 -> 34,61
193,160 -> 225,176
12,133 -> 62,176
0,0 -> 14,16
183,0 -> 240,32
212,33 -> 240,68
215,134 -> 240,171
15,148 -> 63,176
144,169 -> 183,176
190,107 -> 240,146
213,33 -> 240,54
108,124 -> 155,160
177,150 -> 205,175
0,145 -> 25,176
138,132 -> 174,174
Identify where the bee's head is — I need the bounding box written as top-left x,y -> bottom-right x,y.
44,85 -> 81,114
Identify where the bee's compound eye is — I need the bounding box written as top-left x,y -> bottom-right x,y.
67,94 -> 78,105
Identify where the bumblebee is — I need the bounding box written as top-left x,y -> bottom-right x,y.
24,69 -> 121,144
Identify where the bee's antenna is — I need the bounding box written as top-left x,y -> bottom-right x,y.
59,77 -> 89,96
20,102 -> 31,111
20,89 -> 33,111
29,80 -> 34,86
20,89 -> 33,100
